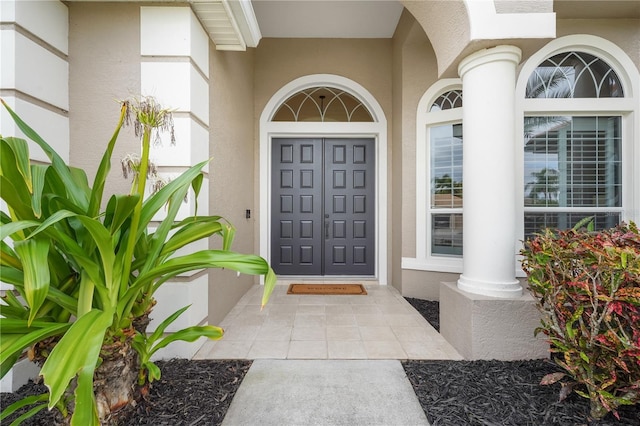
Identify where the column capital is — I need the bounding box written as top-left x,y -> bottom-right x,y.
458,45 -> 522,78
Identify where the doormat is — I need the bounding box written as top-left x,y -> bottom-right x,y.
287,284 -> 367,295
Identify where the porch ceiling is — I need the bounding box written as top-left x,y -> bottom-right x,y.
251,0 -> 404,39
198,0 -> 404,50
70,1 -> 638,52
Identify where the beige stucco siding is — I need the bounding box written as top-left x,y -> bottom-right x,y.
391,11 -> 439,293
392,12 -> 452,298
403,270 -> 460,300
208,47 -> 258,324
401,0 -> 471,76
68,2 -> 141,198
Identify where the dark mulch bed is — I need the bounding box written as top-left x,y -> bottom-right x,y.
2,299 -> 638,425
405,297 -> 440,331
402,359 -> 640,426
403,296 -> 640,426
1,359 -> 251,425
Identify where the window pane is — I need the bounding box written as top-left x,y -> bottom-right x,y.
430,90 -> 463,111
524,116 -> 621,208
432,213 -> 463,256
524,212 -> 621,241
430,124 -> 463,208
526,52 -> 624,99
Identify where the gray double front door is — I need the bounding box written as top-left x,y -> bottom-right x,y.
271,138 -> 375,276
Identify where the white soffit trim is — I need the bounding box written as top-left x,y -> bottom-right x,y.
226,0 -> 261,47
190,0 -> 261,50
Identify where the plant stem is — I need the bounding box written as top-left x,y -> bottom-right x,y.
118,125 -> 152,317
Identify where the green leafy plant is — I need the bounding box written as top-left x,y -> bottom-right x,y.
0,96 -> 276,425
521,221 -> 640,420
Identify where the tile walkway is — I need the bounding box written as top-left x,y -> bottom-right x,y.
193,283 -> 462,361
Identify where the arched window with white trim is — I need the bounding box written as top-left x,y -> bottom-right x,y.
411,79 -> 464,273
518,36 -> 638,242
428,92 -> 463,257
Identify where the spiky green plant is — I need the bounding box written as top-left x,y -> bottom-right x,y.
0,97 -> 276,425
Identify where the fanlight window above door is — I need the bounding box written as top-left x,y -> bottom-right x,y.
526,51 -> 624,99
272,86 -> 374,122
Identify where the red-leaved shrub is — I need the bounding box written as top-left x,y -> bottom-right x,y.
521,221 -> 640,420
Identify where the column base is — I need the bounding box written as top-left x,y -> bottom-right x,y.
457,274 -> 523,298
440,282 -> 549,360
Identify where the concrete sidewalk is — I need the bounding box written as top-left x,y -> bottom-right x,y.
221,359 -> 429,426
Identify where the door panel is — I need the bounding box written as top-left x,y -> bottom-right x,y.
324,139 -> 375,275
271,139 -> 323,275
271,138 -> 375,275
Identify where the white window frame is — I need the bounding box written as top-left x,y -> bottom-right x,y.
515,35 -> 639,276
403,78 -> 464,273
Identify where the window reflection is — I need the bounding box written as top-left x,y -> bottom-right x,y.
526,52 -> 623,99
523,116 -> 622,238
430,123 -> 463,256
430,90 -> 463,111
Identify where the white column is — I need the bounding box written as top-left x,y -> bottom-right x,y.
457,45 -> 522,298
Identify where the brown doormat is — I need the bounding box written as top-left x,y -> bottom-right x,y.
287,283 -> 367,295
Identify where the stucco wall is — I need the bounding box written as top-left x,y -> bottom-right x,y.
253,37 -> 393,284
391,11 -> 452,298
397,14 -> 437,260
403,270 -> 459,300
391,15 -> 405,293
390,11 -> 438,293
400,0 -> 470,76
68,2 -> 140,197
208,47 -> 258,325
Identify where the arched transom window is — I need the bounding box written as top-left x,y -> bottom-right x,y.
272,86 -> 374,122
430,89 -> 462,111
523,50 -> 628,239
526,52 -> 624,99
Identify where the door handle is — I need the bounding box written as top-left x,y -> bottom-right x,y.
325,220 -> 330,239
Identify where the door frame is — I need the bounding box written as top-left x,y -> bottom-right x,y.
259,74 -> 388,284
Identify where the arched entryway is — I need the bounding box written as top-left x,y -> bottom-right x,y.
260,74 -> 388,284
